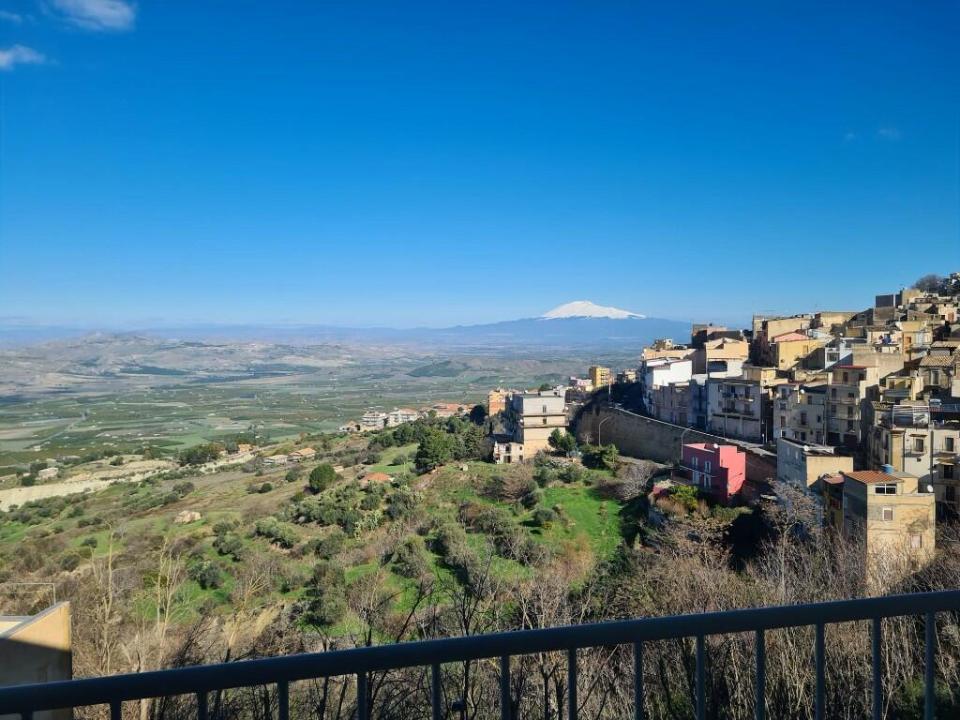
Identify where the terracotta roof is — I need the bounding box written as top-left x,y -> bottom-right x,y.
920,355 -> 955,367
772,331 -> 811,342
842,470 -> 898,484
821,474 -> 845,485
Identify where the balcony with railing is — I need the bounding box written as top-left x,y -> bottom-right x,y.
2,591 -> 959,720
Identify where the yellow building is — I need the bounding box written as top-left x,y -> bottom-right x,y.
487,388 -> 510,416
840,470 -> 935,586
588,366 -> 611,389
0,602 -> 72,720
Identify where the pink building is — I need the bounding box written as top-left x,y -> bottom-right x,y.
681,442 -> 746,505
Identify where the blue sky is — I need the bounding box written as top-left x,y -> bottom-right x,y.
1,1 -> 958,328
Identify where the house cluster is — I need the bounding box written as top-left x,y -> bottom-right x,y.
487,386 -> 569,464
623,273 -> 960,582
339,403 -> 469,433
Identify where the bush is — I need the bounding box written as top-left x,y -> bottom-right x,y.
581,444 -> 618,471
303,561 -> 347,628
80,536 -> 98,549
173,481 -> 195,497
285,468 -> 303,483
392,536 -> 430,578
308,464 -> 337,493
20,475 -> 36,487
254,518 -> 299,548
311,528 -> 346,559
189,560 -> 223,590
213,533 -> 245,561
258,482 -> 273,494
59,552 -> 82,571
532,507 -> 559,528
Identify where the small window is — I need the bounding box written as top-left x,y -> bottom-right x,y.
875,484 -> 897,495
914,438 -> 925,453
943,465 -> 955,480
704,461 -> 712,473
843,372 -> 849,383
910,533 -> 922,549
542,418 -> 547,425
691,456 -> 699,468
946,437 -> 955,452
881,507 -> 894,521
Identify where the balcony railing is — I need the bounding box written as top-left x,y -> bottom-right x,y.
2,591 -> 959,720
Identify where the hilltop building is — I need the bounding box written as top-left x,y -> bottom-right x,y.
680,442 -> 746,505
492,388 -> 567,464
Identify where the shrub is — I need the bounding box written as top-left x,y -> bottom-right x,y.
20,475 -> 36,487
59,552 -> 82,571
254,518 -> 299,548
392,536 -> 430,578
285,468 -> 303,483
532,507 -> 559,528
308,464 -> 337,493
258,482 -> 273,494
303,561 -> 347,628
311,528 -> 346,559
213,533 -> 245,561
80,536 -> 98,549
173,481 -> 195,497
189,560 -> 223,590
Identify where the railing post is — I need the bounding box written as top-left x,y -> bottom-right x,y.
755,630 -> 765,720
111,701 -> 122,720
814,623 -> 825,720
499,655 -> 511,720
357,672 -> 368,720
432,663 -> 442,720
278,680 -> 289,720
872,618 -> 882,720
925,612 -> 936,720
567,648 -> 577,720
197,691 -> 208,720
696,635 -> 705,720
634,642 -> 645,720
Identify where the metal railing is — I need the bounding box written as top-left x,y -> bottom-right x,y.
2,590 -> 960,720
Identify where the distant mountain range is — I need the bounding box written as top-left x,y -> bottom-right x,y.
0,302 -> 692,349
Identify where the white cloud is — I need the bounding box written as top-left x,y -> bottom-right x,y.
0,44 -> 47,71
876,127 -> 902,141
0,10 -> 23,23
51,0 -> 135,31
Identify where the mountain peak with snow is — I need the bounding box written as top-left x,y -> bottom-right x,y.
541,300 -> 645,320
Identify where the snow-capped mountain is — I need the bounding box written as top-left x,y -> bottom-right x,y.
541,300 -> 645,320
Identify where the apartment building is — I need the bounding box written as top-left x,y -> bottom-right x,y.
648,382 -> 690,425
588,365 -> 611,390
492,388 -> 567,463
641,358 -> 693,412
751,314 -> 813,365
776,436 -> 853,489
825,365 -> 881,448
387,408 -> 420,427
691,337 -> 749,375
360,410 -> 389,431
773,383 -> 827,445
680,442 -> 746,505
707,365 -> 784,442
839,469 -> 935,583
770,332 -> 826,371
867,403 -> 960,516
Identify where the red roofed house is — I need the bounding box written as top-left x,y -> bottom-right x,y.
681,442 -> 746,505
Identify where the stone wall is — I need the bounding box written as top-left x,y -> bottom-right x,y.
576,406 -> 777,484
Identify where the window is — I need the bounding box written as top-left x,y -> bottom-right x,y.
704,460 -> 712,473
910,534 -> 922,549
847,407 -> 854,418
843,372 -> 849,383
943,465 -> 955,480
542,404 -> 547,413
875,484 -> 897,495
691,456 -> 699,468
801,432 -> 807,442
946,437 -> 955,452
881,507 -> 894,521
542,418 -> 547,425
800,412 -> 807,425
914,437 -> 925,453
780,415 -> 786,427
831,389 -> 837,399
846,420 -> 854,431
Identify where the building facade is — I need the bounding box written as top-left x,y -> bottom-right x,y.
681,442 -> 746,505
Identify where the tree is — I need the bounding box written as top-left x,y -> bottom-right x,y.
304,561 -> 347,629
582,443 -> 618,471
548,428 -> 577,454
538,382 -> 553,392
308,464 -> 337,493
414,427 -> 456,473
913,273 -> 943,292
469,404 -> 488,425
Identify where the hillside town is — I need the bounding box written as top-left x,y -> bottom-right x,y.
474,272 -> 960,586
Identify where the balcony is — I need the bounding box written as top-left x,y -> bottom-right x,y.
2,591 -> 958,720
